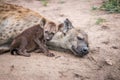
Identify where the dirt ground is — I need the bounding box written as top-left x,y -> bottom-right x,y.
0,0 -> 120,80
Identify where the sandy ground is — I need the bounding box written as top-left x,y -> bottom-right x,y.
0,0 -> 120,80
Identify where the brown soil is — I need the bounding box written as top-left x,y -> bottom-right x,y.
0,0 -> 120,80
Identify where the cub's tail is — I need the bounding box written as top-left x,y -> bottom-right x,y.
10,48 -> 19,55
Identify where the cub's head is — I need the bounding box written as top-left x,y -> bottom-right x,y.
40,18 -> 62,41
60,19 -> 89,57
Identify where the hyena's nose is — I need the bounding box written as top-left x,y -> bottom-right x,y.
81,47 -> 89,54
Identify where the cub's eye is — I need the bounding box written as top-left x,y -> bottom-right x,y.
45,31 -> 48,33
77,36 -> 84,40
51,32 -> 55,35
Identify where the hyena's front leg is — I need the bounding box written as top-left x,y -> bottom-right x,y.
34,38 -> 55,57
34,39 -> 45,53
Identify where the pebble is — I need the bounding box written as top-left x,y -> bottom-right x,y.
105,59 -> 113,66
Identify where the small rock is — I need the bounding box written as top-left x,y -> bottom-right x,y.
101,25 -> 110,30
59,14 -> 65,17
102,41 -> 109,44
55,56 -> 61,59
111,46 -> 118,49
105,59 -> 113,66
74,73 -> 81,78
10,65 -> 15,71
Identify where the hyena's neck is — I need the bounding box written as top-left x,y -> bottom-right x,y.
47,40 -> 70,52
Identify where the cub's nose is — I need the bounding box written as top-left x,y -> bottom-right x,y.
81,47 -> 89,54
46,38 -> 50,41
46,37 -> 52,41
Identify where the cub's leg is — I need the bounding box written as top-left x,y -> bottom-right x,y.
34,40 -> 45,53
34,38 -> 54,57
10,39 -> 20,55
34,47 -> 43,53
18,37 -> 31,57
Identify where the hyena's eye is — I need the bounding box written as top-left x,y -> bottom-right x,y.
77,36 -> 84,40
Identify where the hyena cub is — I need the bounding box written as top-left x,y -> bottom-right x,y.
10,18 -> 56,57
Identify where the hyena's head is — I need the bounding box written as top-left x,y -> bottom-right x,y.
61,19 -> 89,57
40,18 -> 62,41
70,29 -> 89,57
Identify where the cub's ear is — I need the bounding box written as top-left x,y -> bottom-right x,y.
58,23 -> 64,31
45,22 -> 56,33
47,22 -> 56,28
39,18 -> 46,28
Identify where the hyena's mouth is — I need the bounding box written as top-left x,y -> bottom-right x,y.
71,46 -> 88,57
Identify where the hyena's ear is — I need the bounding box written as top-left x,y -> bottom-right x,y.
58,23 -> 64,31
57,23 -> 68,35
58,18 -> 74,35
40,18 -> 46,28
64,18 -> 74,29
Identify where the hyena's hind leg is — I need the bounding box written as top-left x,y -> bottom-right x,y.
17,37 -> 31,57
10,37 -> 30,57
18,49 -> 30,57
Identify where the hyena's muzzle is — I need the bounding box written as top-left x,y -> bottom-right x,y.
71,36 -> 89,57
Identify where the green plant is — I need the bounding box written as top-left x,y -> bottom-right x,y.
100,0 -> 120,13
41,0 -> 48,6
92,6 -> 98,10
95,18 -> 106,25
58,0 -> 65,4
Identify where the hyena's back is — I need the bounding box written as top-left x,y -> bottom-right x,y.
0,3 -> 44,45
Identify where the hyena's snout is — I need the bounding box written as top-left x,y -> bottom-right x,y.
77,46 -> 89,55
72,45 -> 89,57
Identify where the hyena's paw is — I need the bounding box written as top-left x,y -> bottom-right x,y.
46,53 -> 55,57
